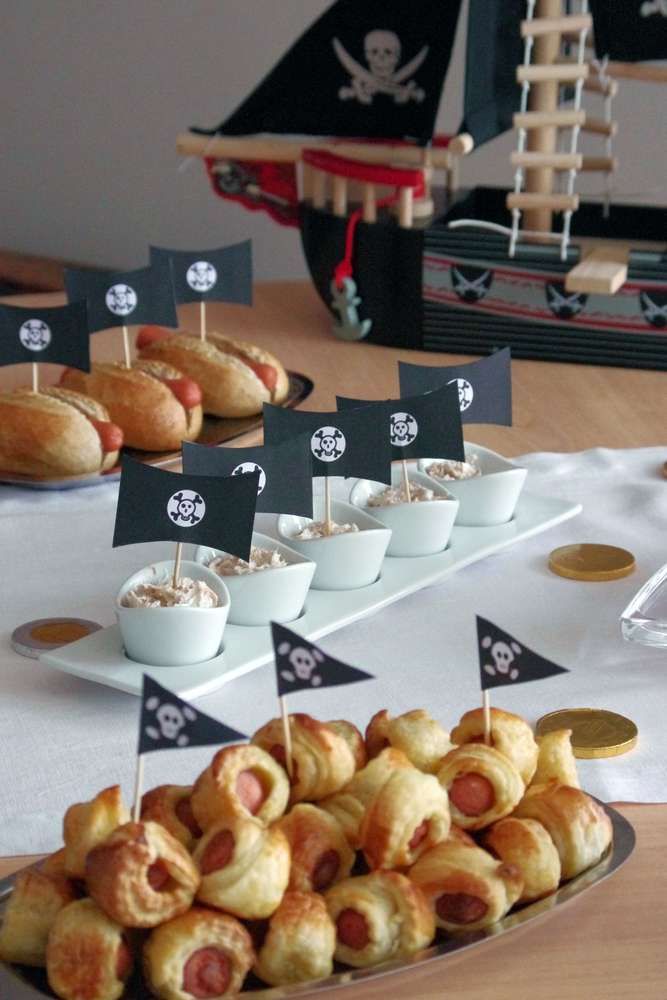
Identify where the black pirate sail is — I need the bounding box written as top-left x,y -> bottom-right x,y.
194,0 -> 463,146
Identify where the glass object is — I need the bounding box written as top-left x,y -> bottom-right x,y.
620,561 -> 667,648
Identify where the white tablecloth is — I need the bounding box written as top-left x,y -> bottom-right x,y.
0,446 -> 665,855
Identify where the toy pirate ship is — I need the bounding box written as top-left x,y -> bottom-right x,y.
178,0 -> 667,370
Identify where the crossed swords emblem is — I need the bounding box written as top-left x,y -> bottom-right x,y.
333,32 -> 428,106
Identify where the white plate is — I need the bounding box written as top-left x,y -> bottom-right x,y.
40,491 -> 581,699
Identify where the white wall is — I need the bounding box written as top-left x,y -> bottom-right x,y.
2,1 -> 664,279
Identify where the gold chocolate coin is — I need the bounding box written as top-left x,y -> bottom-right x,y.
548,544 -> 635,582
11,618 -> 102,659
536,708 -> 638,759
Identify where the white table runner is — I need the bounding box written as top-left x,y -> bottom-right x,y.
0,446 -> 665,855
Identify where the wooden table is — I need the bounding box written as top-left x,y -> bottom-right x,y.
1,281 -> 666,998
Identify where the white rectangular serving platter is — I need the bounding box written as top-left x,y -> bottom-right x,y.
0,802 -> 635,1000
40,491 -> 581,699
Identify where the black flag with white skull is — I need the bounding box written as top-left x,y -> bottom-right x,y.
477,616 -> 569,692
182,433 -> 313,517
150,241 -> 253,305
112,456 -> 258,560
336,383 -> 464,462
139,675 -> 247,754
263,403 -> 392,482
272,622 -> 374,697
0,301 -> 90,371
399,348 -> 512,425
64,263 -> 178,333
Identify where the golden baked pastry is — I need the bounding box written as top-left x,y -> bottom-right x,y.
409,836 -> 523,932
320,747 -> 413,848
365,709 -> 453,773
141,785 -> 201,850
513,783 -> 613,879
191,743 -> 289,832
326,719 -> 367,770
46,898 -> 132,1000
86,821 -> 199,928
0,869 -> 75,967
360,768 -> 451,869
277,803 -> 355,893
63,784 -> 130,879
254,891 -> 336,986
252,713 -> 357,804
40,848 -> 68,878
437,743 -> 524,830
325,871 -> 434,968
193,815 -> 290,919
143,906 -> 254,1000
482,817 -> 561,902
451,706 -> 539,786
531,729 -> 580,789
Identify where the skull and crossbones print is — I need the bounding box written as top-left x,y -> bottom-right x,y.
19,319 -> 52,352
105,283 -> 138,317
144,696 -> 197,746
334,31 -> 428,105
278,640 -> 324,687
167,490 -> 206,527
311,426 -> 346,463
232,462 -> 266,495
186,261 -> 218,293
641,0 -> 667,16
545,283 -> 587,320
447,377 -> 474,413
481,635 -> 522,682
390,411 -> 418,447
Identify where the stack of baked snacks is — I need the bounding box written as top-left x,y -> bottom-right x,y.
0,706 -> 614,999
136,326 -> 290,417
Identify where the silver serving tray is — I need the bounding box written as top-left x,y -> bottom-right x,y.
0,802 -> 635,999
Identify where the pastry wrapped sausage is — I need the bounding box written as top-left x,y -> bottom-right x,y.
0,870 -> 76,967
365,709 -> 453,774
326,719 -> 367,770
191,743 -> 289,832
513,784 -> 613,879
252,713 -> 357,803
325,871 -> 434,968
86,821 -> 199,928
437,743 -> 524,830
46,898 -> 133,1000
409,837 -> 523,932
531,729 -> 580,789
143,906 -> 254,1000
482,817 -> 561,902
63,784 -> 130,879
451,707 -> 538,786
277,803 -> 355,892
141,785 -> 202,850
254,891 -> 336,986
320,747 -> 413,848
360,768 -> 451,869
193,815 -> 290,919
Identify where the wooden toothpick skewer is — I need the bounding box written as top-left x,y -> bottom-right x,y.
324,476 -> 332,536
279,696 -> 294,778
132,754 -> 145,822
483,690 -> 492,746
31,363 -> 39,394
401,459 -> 412,503
172,542 -> 183,588
200,300 -> 207,342
121,324 -> 131,368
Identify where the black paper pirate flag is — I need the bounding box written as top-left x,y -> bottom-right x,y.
113,456 -> 258,560
0,301 -> 90,371
399,348 -> 512,425
272,622 -> 374,697
150,241 -> 253,306
182,433 -> 313,517
590,0 -> 667,62
477,616 -> 569,691
64,263 -> 177,333
337,383 -> 464,462
263,403 -> 392,483
139,675 -> 246,754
